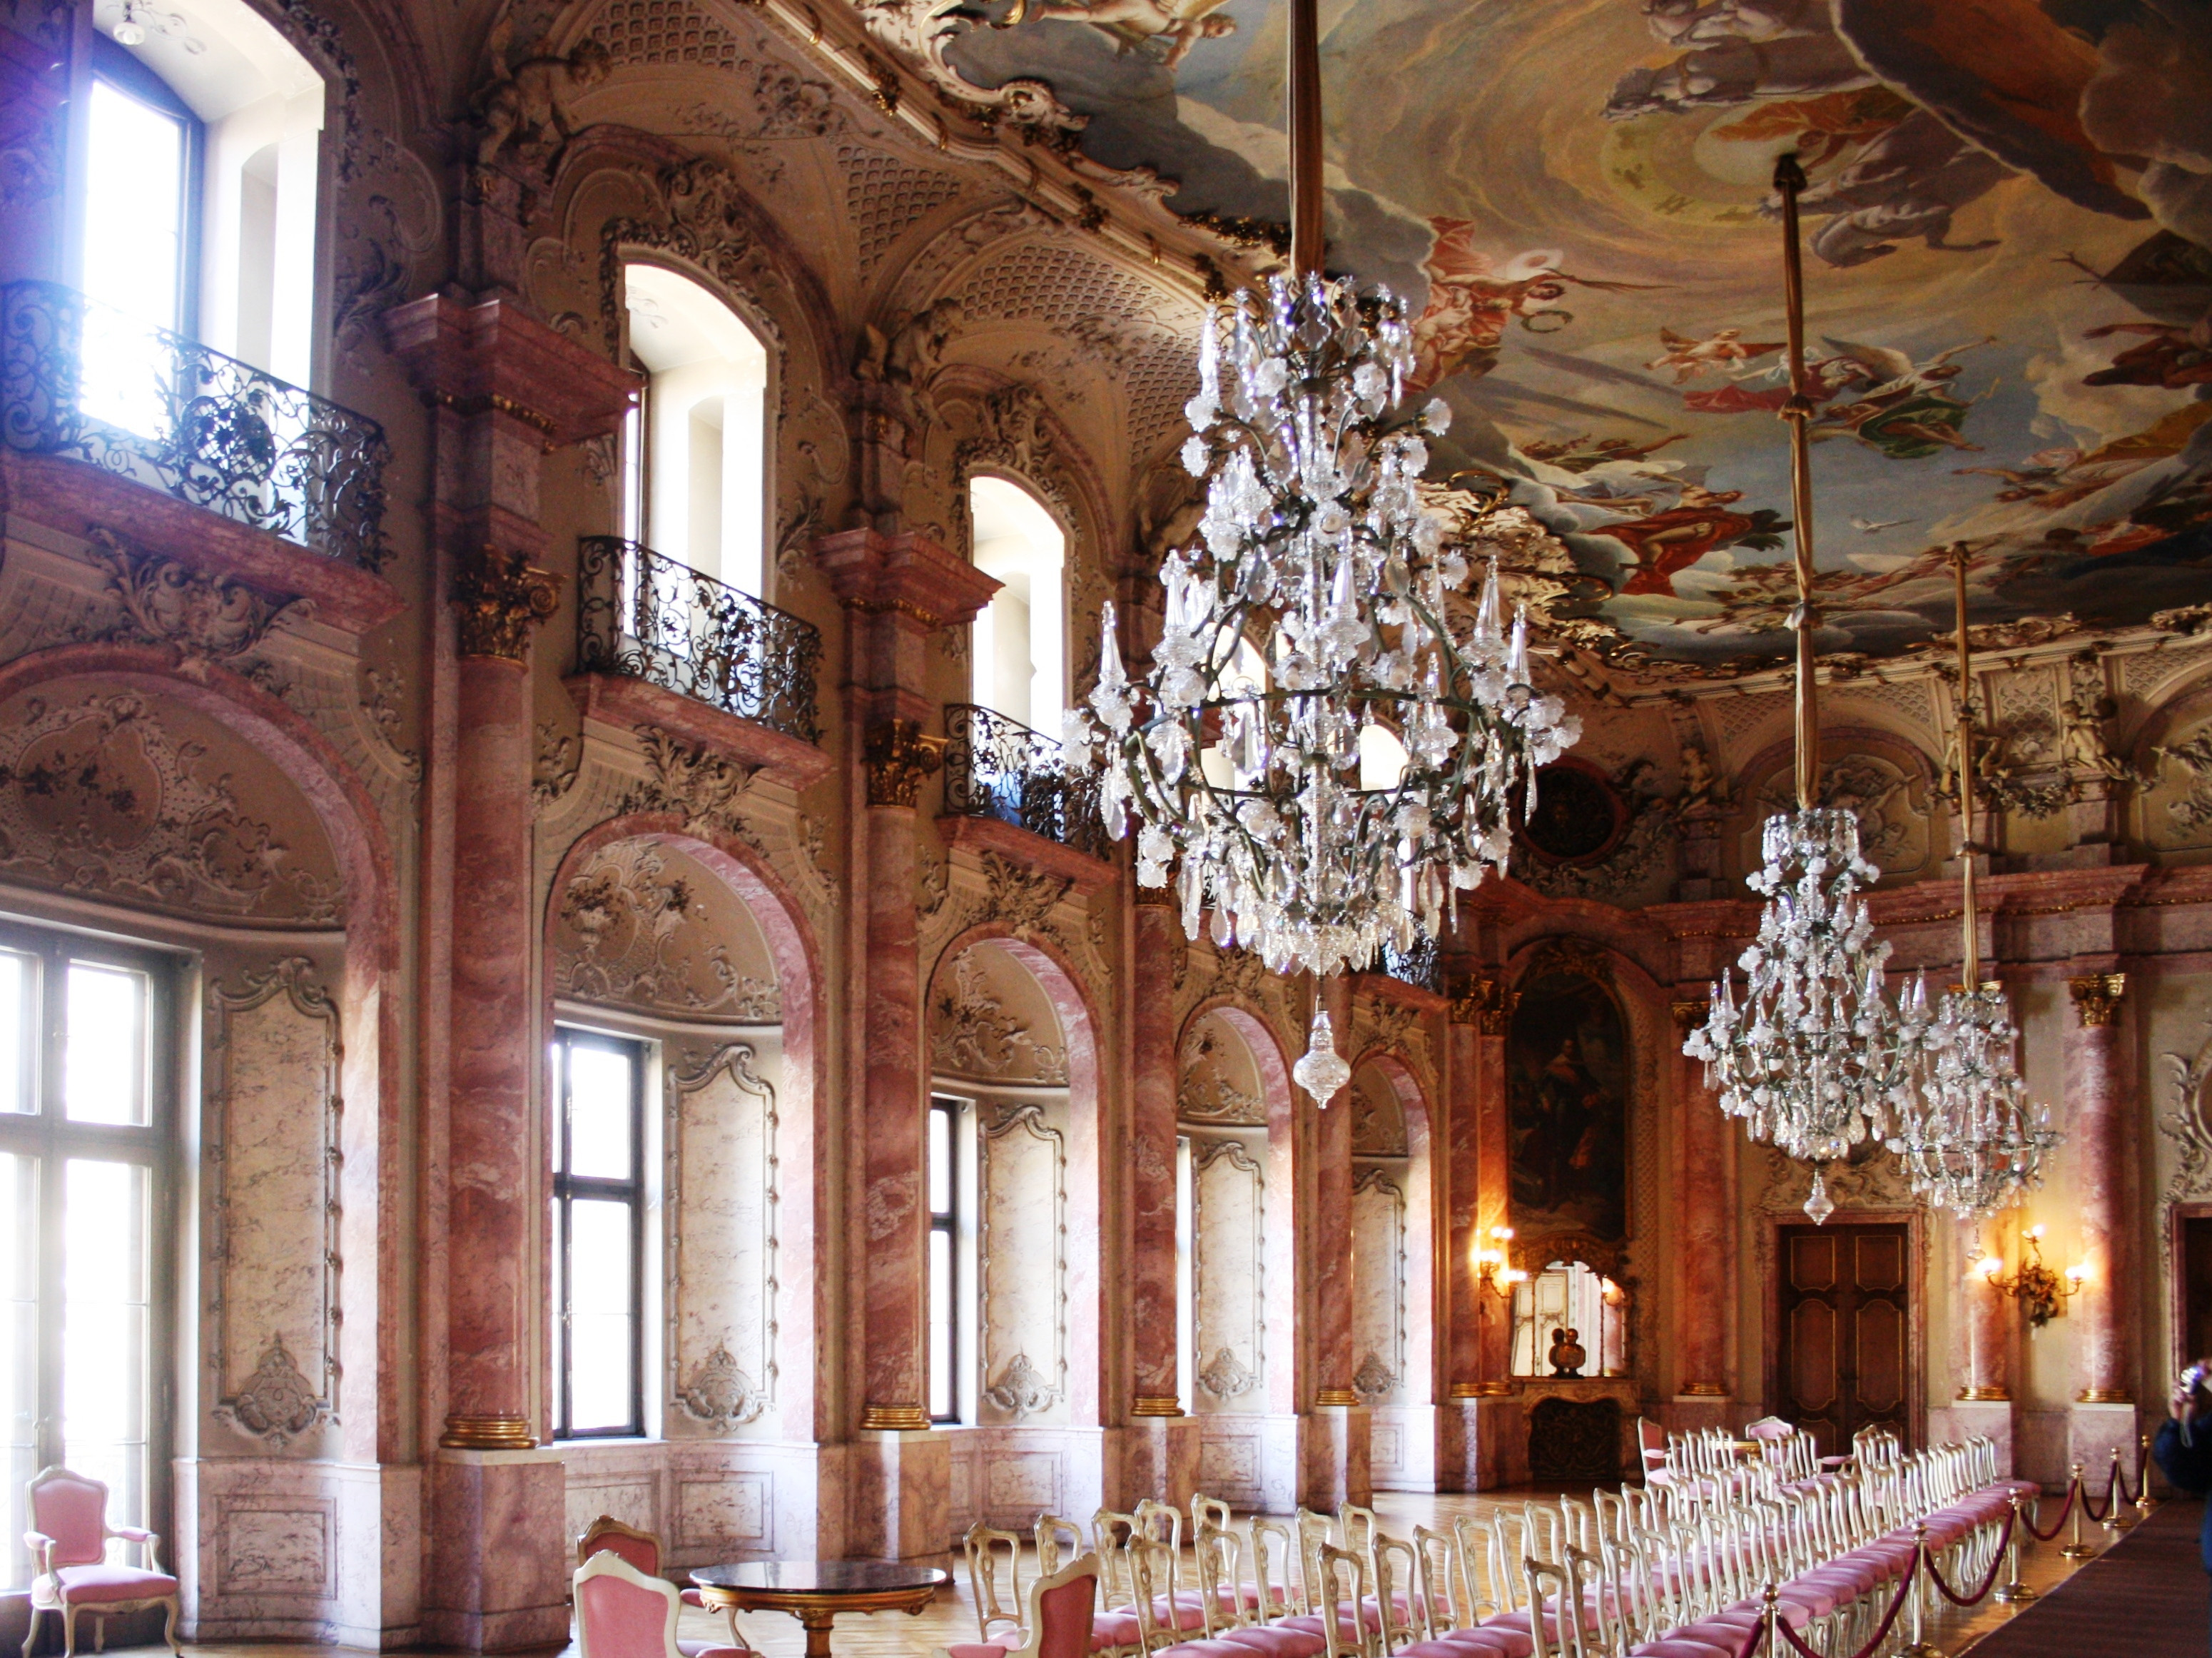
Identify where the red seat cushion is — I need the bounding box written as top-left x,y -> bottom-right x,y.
1215,1627 -> 1325,1658
50,1564 -> 178,1604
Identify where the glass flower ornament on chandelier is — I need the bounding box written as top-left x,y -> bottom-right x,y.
1060,0 -> 1581,1104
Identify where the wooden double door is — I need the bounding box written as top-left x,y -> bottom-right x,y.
1775,1222 -> 1909,1457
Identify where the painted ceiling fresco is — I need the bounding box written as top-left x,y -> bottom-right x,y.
935,0 -> 2212,670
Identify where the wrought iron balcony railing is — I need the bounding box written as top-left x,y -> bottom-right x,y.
1367,934 -> 1443,994
944,702 -> 1110,861
576,536 -> 822,744
0,280 -> 390,570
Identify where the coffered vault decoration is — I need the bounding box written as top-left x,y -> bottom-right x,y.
913,0 -> 2212,672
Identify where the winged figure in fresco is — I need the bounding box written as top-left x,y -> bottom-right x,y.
1645,326 -> 1787,383
1409,223 -> 1664,391
2081,318 -> 2212,390
1003,0 -> 1235,68
1799,334 -> 1996,458
1600,485 -> 1791,595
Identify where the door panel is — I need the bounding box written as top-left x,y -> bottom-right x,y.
1777,1221 -> 1911,1452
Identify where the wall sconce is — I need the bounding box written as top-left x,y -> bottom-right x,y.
1476,1225 -> 1526,1297
1977,1225 -> 2086,1329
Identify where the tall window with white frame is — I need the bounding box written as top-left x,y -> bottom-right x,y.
549,1028 -> 646,1440
622,263 -> 771,596
0,922 -> 173,1591
968,477 -> 1067,737
927,1096 -> 963,1425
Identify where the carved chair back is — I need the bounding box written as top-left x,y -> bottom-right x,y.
574,1550 -> 684,1658
577,1515 -> 663,1575
1035,1514 -> 1087,1577
26,1469 -> 110,1569
965,1521 -> 1026,1643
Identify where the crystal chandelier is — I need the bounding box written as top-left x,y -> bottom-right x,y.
1680,154 -> 1905,1225
1884,547 -> 2059,1215
1063,0 -> 1580,1103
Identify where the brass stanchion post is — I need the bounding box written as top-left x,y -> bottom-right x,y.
2101,1447 -> 2136,1532
1994,1492 -> 2037,1604
2061,1462 -> 2097,1560
2137,1431 -> 2161,1516
1901,1520 -> 1946,1658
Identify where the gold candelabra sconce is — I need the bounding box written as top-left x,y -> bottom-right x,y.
1977,1225 -> 2087,1329
1476,1225 -> 1527,1298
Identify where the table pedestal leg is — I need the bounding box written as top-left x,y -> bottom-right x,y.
800,1609 -> 837,1658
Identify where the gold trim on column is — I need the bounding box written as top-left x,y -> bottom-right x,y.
1314,1387 -> 1359,1407
1446,974 -> 1516,1034
860,1402 -> 931,1431
1132,884 -> 1176,907
1448,1380 -> 1514,1399
863,719 -> 943,808
439,1413 -> 537,1450
1131,1395 -> 1184,1417
2075,1387 -> 2134,1404
1670,1001 -> 1709,1036
1956,1385 -> 2011,1402
2066,973 -> 2126,1028
1678,1381 -> 1728,1397
453,548 -> 562,662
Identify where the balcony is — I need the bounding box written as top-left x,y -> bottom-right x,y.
941,704 -> 1114,885
1361,934 -> 1444,1001
569,536 -> 829,789
1,279 -> 389,571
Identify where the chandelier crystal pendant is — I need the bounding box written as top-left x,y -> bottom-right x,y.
1062,0 -> 1580,1102
1883,547 -> 2060,1215
1679,153 -> 1905,1223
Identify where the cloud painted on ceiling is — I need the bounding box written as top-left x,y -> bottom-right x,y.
940,0 -> 2212,667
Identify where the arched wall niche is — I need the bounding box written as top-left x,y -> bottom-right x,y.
926,922 -> 1104,1530
538,812 -> 828,1567
1177,998 -> 1300,1512
1729,725 -> 1944,889
2129,662 -> 2212,860
0,643 -> 402,1636
1347,1050 -> 1436,1492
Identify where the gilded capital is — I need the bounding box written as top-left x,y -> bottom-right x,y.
453,548 -> 562,662
1448,972 -> 1516,1034
2067,972 -> 2126,1028
863,718 -> 943,808
1670,999 -> 1709,1035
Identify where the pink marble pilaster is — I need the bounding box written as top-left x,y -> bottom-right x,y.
859,787 -> 926,1426
1672,999 -> 1730,1400
1129,894 -> 1183,1430
1963,1215 -> 2011,1402
2067,974 -> 2134,1406
1303,976 -> 1368,1505
1473,1011 -> 1512,1394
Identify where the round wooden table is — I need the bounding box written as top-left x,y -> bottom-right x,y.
689,1560 -> 949,1658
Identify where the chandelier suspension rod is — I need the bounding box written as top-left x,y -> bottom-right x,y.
1951,543 -> 1982,990
1776,152 -> 1820,814
1288,0 -> 1324,279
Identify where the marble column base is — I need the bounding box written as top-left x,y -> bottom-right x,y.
1663,1395 -> 1734,1434
1370,1404 -> 1440,1492
423,1450 -> 569,1652
1474,1396 -> 1526,1490
1950,1400 -> 2017,1479
2066,1400 -> 2143,1491
1438,1400 -> 1479,1494
1109,1416 -> 1199,1511
848,1430 -> 952,1562
1299,1405 -> 1371,1510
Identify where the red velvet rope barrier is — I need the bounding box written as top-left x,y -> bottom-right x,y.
2113,1457 -> 2141,1506
2026,1482 -> 2076,1541
2081,1467 -> 2119,1523
1924,1508 -> 2016,1607
1775,1555 -> 1920,1658
1732,1618 -> 1767,1658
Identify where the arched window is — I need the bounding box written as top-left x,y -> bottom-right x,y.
622,264 -> 771,596
969,477 -> 1066,735
81,0 -> 326,381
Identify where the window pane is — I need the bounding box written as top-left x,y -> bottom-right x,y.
547,1041 -> 564,1176
65,964 -> 148,1126
567,1199 -> 633,1432
0,952 -> 29,1116
62,1159 -> 149,1532
548,1191 -> 564,1432
928,1106 -> 951,1217
83,79 -> 186,330
567,1045 -> 634,1179
0,1153 -> 37,1589
928,1227 -> 953,1422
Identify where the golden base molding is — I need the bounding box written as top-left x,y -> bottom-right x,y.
1449,1380 -> 1513,1398
2076,1388 -> 2134,1405
440,1413 -> 537,1450
860,1402 -> 931,1431
1678,1382 -> 1728,1398
1957,1386 -> 2011,1402
1314,1387 -> 1359,1407
1131,1395 -> 1185,1417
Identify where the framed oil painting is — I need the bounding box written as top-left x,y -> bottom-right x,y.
1508,963 -> 1630,1248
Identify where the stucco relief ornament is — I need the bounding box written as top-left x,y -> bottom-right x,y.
1198,1347 -> 1257,1400
983,1351 -> 1060,1418
215,1334 -> 327,1446
675,1340 -> 764,1430
453,547 -> 562,662
1351,1350 -> 1396,1401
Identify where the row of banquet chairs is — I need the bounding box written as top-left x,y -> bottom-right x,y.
938,1434 -> 2027,1658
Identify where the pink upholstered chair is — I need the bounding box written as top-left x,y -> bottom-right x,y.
20,1466 -> 178,1658
577,1515 -> 753,1656
574,1552 -> 752,1658
931,1552 -> 1101,1658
